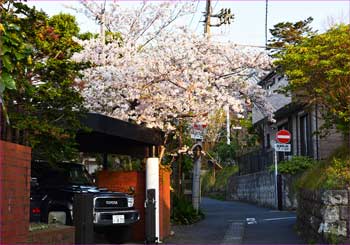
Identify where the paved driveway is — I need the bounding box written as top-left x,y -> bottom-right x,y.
163,197 -> 303,244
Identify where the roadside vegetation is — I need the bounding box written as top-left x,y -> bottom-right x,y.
202,165 -> 238,198
269,18 -> 350,191
268,156 -> 316,175
296,145 -> 350,190
171,194 -> 204,225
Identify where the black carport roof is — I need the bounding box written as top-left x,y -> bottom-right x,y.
76,113 -> 164,157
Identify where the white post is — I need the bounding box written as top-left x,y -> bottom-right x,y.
146,157 -> 159,242
274,147 -> 278,209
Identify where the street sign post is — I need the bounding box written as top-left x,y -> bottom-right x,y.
274,143 -> 291,152
190,123 -> 207,140
276,130 -> 291,144
274,129 -> 291,210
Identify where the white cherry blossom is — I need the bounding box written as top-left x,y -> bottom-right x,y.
72,2 -> 274,132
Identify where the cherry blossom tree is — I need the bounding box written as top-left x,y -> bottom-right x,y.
71,1 -> 274,134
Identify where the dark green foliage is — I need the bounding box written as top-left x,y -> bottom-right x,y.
213,142 -> 237,163
269,156 -> 316,175
2,1 -> 87,163
171,194 -> 204,225
274,24 -> 350,135
78,32 -> 98,40
267,17 -> 315,57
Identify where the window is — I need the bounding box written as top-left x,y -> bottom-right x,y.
299,114 -> 311,156
266,133 -> 271,149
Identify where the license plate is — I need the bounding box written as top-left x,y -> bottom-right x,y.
112,215 -> 125,224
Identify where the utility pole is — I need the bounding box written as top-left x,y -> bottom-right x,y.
100,1 -> 106,65
190,1 -> 235,211
204,0 -> 212,36
204,1 -> 234,145
203,0 -> 235,37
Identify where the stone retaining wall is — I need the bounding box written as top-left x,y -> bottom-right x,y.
226,171 -> 297,209
297,189 -> 350,244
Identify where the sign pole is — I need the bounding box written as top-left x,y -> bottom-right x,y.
274,147 -> 278,209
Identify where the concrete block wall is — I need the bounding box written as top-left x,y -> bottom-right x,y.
226,171 -> 276,208
0,140 -> 31,244
297,189 -> 350,244
226,171 -> 298,209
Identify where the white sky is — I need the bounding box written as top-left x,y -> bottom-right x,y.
27,0 -> 350,46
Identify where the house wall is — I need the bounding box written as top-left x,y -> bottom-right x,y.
260,106 -> 344,163
0,140 -> 31,244
253,75 -> 291,124
255,71 -> 345,162
317,117 -> 344,160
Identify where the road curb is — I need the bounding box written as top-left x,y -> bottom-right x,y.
221,222 -> 245,244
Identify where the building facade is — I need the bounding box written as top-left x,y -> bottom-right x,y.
238,70 -> 344,175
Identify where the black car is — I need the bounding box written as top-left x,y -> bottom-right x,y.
30,161 -> 140,241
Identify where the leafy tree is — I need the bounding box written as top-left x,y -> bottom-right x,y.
0,0 -> 32,118
2,1 -> 87,162
267,17 -> 316,56
275,24 -> 350,136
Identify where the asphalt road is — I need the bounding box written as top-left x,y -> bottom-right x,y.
164,197 -> 303,244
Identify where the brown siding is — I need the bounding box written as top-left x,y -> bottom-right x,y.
318,125 -> 344,160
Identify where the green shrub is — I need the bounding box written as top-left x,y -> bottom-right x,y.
171,195 -> 204,225
269,156 -> 316,175
323,157 -> 350,189
296,146 -> 350,190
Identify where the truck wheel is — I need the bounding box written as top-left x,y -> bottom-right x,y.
48,210 -> 72,225
105,226 -> 132,244
48,211 -> 66,225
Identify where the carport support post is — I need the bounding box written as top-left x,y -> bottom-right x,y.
146,156 -> 160,243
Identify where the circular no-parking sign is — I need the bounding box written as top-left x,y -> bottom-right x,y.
276,130 -> 291,144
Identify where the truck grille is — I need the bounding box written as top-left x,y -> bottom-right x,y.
94,197 -> 127,209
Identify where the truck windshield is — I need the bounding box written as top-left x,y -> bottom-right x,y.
67,165 -> 94,185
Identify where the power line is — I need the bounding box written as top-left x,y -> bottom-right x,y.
213,0 -> 219,12
189,0 -> 200,27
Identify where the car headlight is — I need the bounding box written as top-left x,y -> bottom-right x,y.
127,197 -> 134,207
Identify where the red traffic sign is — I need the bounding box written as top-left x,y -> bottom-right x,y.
276,130 -> 291,144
